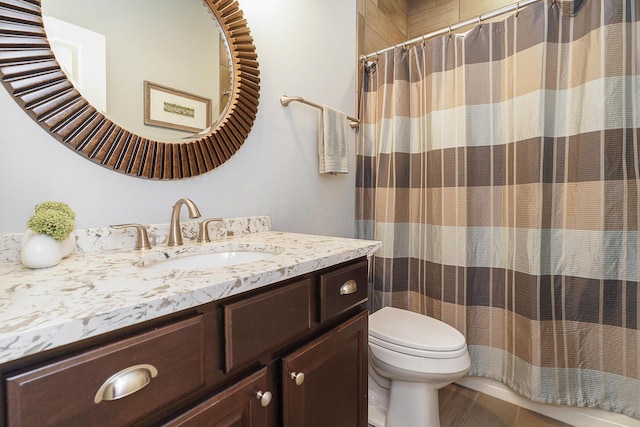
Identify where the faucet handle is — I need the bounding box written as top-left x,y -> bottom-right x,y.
197,218 -> 223,243
110,223 -> 152,250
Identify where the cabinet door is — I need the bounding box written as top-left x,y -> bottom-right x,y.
163,367 -> 271,427
282,310 -> 367,427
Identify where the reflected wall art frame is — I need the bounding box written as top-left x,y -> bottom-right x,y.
0,0 -> 260,179
144,81 -> 212,133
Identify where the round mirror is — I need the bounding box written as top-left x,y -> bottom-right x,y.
0,0 -> 259,179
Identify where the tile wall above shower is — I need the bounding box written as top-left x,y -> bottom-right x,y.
356,0 -> 518,109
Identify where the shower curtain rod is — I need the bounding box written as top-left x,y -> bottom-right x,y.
360,0 -> 544,61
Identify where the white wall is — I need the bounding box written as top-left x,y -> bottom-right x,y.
0,0 -> 357,238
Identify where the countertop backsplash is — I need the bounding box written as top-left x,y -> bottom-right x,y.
0,216 -> 271,262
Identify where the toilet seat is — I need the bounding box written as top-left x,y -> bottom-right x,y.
369,307 -> 467,359
369,335 -> 468,359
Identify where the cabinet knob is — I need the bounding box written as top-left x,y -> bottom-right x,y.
94,364 -> 158,404
340,280 -> 357,295
289,371 -> 305,386
256,390 -> 273,407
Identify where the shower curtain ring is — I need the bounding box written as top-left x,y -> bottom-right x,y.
448,25 -> 452,39
516,2 -> 520,17
478,15 -> 483,28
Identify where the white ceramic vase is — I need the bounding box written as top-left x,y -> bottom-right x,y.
59,234 -> 76,258
20,229 -> 75,269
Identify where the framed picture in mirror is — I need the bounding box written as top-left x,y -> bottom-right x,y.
144,81 -> 212,133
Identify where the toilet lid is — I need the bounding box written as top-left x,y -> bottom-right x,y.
369,307 -> 466,352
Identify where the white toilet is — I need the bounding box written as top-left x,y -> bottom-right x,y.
368,307 -> 471,427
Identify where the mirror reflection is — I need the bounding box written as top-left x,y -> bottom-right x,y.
41,0 -> 232,143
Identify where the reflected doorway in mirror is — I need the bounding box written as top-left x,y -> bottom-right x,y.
42,16 -> 107,113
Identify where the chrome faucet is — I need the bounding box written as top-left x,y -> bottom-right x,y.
168,198 -> 201,246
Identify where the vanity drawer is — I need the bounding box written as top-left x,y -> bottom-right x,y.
319,259 -> 368,322
224,279 -> 312,372
5,315 -> 205,427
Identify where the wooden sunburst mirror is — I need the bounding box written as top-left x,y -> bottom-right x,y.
0,0 -> 259,179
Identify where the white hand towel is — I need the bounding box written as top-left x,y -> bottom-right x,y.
318,105 -> 349,174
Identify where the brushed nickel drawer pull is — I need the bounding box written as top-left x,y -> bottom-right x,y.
94,364 -> 158,404
339,280 -> 357,295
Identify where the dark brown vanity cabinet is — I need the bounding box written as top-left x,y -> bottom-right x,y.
1,258 -> 370,427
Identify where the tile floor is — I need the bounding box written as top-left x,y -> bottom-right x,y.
370,383 -> 574,427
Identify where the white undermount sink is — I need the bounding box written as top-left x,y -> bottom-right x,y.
143,249 -> 280,271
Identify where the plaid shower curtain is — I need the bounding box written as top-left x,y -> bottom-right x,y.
356,0 -> 640,418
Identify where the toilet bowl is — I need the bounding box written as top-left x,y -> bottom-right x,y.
368,307 -> 470,427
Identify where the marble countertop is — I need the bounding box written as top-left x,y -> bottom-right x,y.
0,220 -> 381,365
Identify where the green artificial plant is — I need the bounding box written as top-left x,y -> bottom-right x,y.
27,201 -> 76,241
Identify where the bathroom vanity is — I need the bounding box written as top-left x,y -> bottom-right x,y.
0,218 -> 381,426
